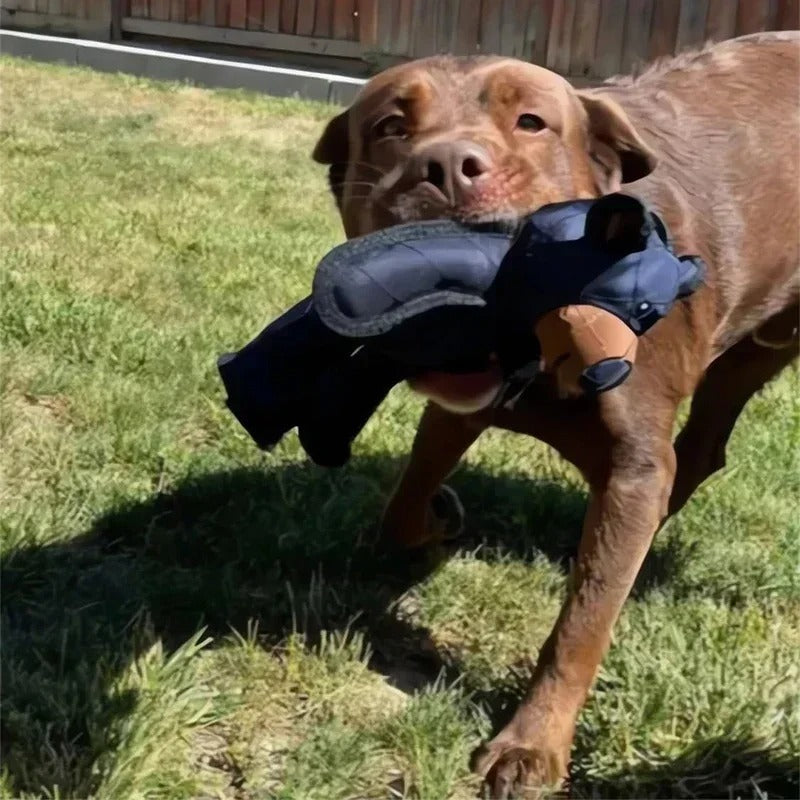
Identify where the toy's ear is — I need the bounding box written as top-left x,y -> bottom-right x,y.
585,193 -> 650,254
312,109 -> 351,211
577,93 -> 658,190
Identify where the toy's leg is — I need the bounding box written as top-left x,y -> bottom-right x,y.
381,402 -> 489,549
670,305 -> 798,514
473,392 -> 678,795
218,298 -> 353,450
298,351 -> 408,468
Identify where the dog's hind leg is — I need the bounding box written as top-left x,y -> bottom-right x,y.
669,304 -> 798,515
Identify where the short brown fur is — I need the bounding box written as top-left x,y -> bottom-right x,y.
312,32 -> 800,797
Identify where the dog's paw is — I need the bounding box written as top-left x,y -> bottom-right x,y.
472,736 -> 568,800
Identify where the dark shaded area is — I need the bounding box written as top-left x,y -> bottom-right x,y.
571,738 -> 799,800
2,455 -> 796,798
1,455 -> 584,797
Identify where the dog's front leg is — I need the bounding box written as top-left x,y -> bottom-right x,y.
381,401 -> 489,549
474,399 -> 677,798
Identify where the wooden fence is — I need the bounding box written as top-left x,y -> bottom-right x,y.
3,0 -> 799,79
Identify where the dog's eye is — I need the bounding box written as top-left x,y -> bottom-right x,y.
374,115 -> 408,140
516,113 -> 546,132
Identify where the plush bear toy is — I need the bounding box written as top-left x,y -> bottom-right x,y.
217,193 -> 704,466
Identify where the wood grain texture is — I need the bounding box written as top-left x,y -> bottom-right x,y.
313,0 -> 331,35
648,0 -> 680,59
593,0 -> 626,78
529,0 -> 554,66
736,0 -> 771,33
570,0 -> 601,77
228,0 -> 246,26
480,0 -> 504,54
676,0 -> 709,52
357,0 -> 377,46
295,0 -> 314,34
620,0 -> 654,72
777,0 -> 799,28
547,0 -> 578,74
200,0 -> 215,25
452,0 -> 481,55
704,0 -> 737,40
280,0 -> 297,31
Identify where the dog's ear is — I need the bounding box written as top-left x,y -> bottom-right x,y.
313,109 -> 350,211
577,93 -> 657,190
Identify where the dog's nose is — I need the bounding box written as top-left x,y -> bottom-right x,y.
414,141 -> 491,205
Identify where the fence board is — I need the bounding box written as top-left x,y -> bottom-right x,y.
570,0 -> 601,76
452,0 -> 480,54
376,0 -> 396,52
85,0 -> 107,18
767,0 -> 782,28
501,0 -> 535,60
262,0 -> 278,29
736,0 -> 771,33
480,0 -> 504,54
245,0 -> 262,27
229,0 -> 245,25
620,0 -> 654,72
149,0 -> 169,19
676,0 -> 708,51
705,0 -> 737,40
171,0 -> 185,22
778,0 -> 799,26
648,0 -> 680,59
121,15 -> 364,53
295,0 -> 314,33
280,0 -> 296,31
436,0 -> 459,53
185,0 -> 200,22
546,0 -> 578,73
215,0 -> 227,25
200,0 -> 214,23
313,0 -> 331,35
357,0 -> 376,46
408,0 -> 433,55
593,0 -> 626,78
332,0 -> 354,38
529,0 -> 554,65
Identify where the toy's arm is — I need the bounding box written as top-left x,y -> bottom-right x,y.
534,305 -> 638,397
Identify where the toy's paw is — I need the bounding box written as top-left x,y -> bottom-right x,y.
472,736 -> 568,800
381,484 -> 465,550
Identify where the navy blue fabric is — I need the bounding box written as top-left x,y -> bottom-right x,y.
217,193 -> 705,464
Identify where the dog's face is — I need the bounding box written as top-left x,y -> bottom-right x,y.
313,56 -> 657,238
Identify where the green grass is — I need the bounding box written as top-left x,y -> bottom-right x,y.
1,56 -> 798,800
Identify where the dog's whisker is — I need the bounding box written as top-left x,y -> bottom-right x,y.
329,180 -> 378,191
345,160 -> 389,177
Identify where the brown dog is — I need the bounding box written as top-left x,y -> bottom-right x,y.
312,32 -> 799,797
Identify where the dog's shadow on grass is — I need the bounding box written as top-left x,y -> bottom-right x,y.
5,455 -> 793,798
1,454 -> 587,796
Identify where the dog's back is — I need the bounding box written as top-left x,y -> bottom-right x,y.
594,32 -> 799,355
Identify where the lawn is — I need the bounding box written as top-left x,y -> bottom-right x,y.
1,56 -> 798,800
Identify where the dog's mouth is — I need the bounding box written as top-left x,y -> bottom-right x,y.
456,214 -> 524,236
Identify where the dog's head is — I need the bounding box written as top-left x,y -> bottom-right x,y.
313,56 -> 657,238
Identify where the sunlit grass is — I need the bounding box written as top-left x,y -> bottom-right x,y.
1,56 -> 798,799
